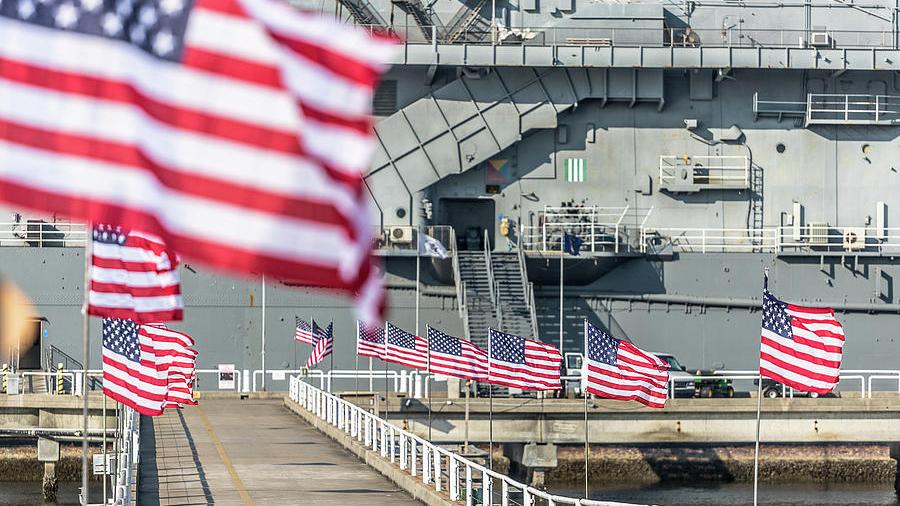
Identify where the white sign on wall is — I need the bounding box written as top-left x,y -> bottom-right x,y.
218,364 -> 235,390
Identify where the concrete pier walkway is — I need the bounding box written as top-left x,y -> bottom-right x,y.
138,399 -> 422,505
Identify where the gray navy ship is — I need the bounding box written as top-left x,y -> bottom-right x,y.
3,0 -> 900,386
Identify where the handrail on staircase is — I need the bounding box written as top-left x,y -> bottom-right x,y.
483,229 -> 496,307
495,280 -> 503,332
450,227 -> 465,317
517,228 -> 540,340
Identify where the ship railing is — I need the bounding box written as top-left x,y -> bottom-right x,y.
352,23 -> 897,49
639,227 -> 779,254
522,206 -> 631,254
806,93 -> 900,125
752,92 -> 808,120
289,375 -> 655,506
775,225 -> 900,255
0,220 -> 87,247
658,155 -> 750,190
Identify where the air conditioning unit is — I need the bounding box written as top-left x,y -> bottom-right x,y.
810,32 -> 832,48
807,222 -> 829,245
388,226 -> 414,244
843,227 -> 866,251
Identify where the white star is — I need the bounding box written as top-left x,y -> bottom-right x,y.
130,23 -> 146,43
159,0 -> 182,15
152,30 -> 175,55
17,0 -> 35,19
138,4 -> 156,25
55,2 -> 79,28
115,0 -> 131,16
80,0 -> 101,12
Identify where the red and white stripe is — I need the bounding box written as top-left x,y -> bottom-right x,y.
761,303 -> 845,394
89,228 -> 183,323
0,0 -> 395,322
385,323 -> 428,371
140,324 -> 198,407
488,338 -> 563,391
429,340 -> 489,382
356,321 -> 385,359
583,327 -> 669,408
306,336 -> 333,368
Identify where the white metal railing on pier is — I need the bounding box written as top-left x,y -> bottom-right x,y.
658,155 -> 750,191
289,376 -> 654,506
111,406 -> 139,506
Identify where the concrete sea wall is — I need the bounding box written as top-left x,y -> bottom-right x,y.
546,444 -> 897,486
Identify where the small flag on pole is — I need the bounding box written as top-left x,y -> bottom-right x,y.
418,232 -> 450,259
295,318 -> 314,345
426,326 -> 488,381
582,320 -> 669,408
306,321 -> 334,368
563,231 -> 582,256
385,322 -> 428,370
487,328 -> 562,391
357,320 -> 385,359
89,224 -> 182,323
760,285 -> 844,395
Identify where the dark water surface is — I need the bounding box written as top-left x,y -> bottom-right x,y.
0,482 -> 104,506
554,482 -> 900,506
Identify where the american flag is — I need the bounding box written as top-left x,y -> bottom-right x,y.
89,224 -> 182,323
384,322 -> 427,370
487,328 -> 562,391
102,318 -> 185,415
306,321 -> 333,368
0,0 -> 395,322
295,317 -> 313,345
140,323 -> 197,407
760,288 -> 845,394
427,326 -> 488,381
582,320 -> 669,408
357,320 -> 385,359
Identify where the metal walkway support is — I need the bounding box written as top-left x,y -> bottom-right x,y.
366,67 -> 665,226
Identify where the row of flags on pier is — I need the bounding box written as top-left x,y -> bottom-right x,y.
297,273 -> 846,408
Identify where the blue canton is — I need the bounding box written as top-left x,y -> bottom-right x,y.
296,318 -> 311,333
428,327 -> 461,356
387,323 -> 416,350
359,322 -> 384,344
312,321 -> 333,344
586,321 -> 618,366
102,317 -> 140,362
0,0 -> 195,61
93,224 -> 129,245
762,291 -> 793,339
489,329 -> 525,364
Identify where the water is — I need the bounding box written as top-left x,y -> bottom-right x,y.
0,482 -> 100,505
554,482 -> 900,506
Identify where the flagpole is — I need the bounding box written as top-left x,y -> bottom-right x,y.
369,357 -> 373,392
261,274 -> 266,392
487,330 -> 493,471
753,268 -> 769,506
583,318 -> 589,499
416,226 -> 422,342
355,321 -> 360,394
426,326 -> 432,441
559,250 -> 564,356
384,322 -> 389,422
329,323 -> 335,392
80,224 -> 92,506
